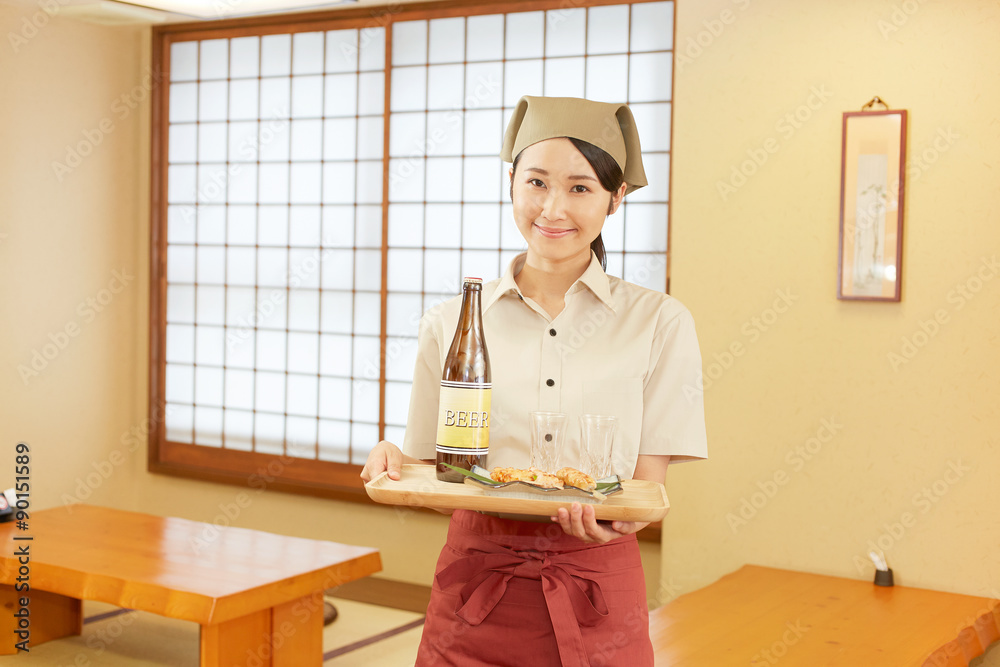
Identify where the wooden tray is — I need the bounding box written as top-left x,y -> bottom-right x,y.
365,464 -> 670,522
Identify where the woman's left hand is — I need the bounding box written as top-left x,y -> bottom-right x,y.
551,502 -> 649,544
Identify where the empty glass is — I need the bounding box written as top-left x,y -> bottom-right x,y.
529,412 -> 567,472
580,414 -> 617,480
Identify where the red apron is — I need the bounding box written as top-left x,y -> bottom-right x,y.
416,510 -> 653,667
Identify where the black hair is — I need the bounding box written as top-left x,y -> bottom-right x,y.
509,137 -> 625,272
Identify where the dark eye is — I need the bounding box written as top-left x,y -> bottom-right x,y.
528,178 -> 545,188
572,185 -> 590,193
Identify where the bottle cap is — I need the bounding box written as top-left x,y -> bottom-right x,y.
463,277 -> 483,284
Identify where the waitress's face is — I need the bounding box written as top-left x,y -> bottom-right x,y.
509,138 -> 625,266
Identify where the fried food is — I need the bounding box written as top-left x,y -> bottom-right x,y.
490,467 -> 564,488
555,467 -> 596,492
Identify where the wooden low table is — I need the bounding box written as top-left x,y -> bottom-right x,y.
650,565 -> 1000,666
0,504 -> 381,665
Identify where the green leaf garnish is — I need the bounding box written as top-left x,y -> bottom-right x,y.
595,481 -> 618,492
440,462 -> 496,485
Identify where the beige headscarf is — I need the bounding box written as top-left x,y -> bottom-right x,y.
500,95 -> 648,195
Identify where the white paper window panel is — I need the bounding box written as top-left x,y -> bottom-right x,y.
256,330 -> 287,371
464,62 -> 503,109
422,249 -> 461,296
321,205 -> 354,247
358,28 -> 385,71
290,162 -> 321,204
254,413 -> 285,455
389,112 -> 424,158
392,20 -> 427,66
545,8 -> 586,57
632,2 -> 673,52
165,403 -> 194,443
466,14 -> 503,62
351,423 -> 379,464
319,250 -> 353,290
168,165 -> 196,204
385,336 -> 418,381
500,204 -> 526,251
356,161 -> 383,206
195,365 -> 224,406
387,248 -> 422,292
387,203 -> 423,248
228,165 -> 258,203
462,204 -> 501,249
320,292 -> 352,334
383,425 -> 405,449
195,286 -> 225,324
289,206 -> 322,246
390,66 -> 426,112
167,245 -> 195,283
165,364 -> 194,404
223,409 -> 254,451
200,39 -> 229,79
428,17 -> 464,63
462,250 -> 501,283
629,52 -> 672,104
289,120 -> 322,161
292,75 -> 323,118
225,369 -> 255,409
505,12 -> 544,59
464,109 -> 501,156
197,246 -> 225,285
427,64 -> 465,111
352,380 -> 379,422
358,72 -> 384,116
323,117 -> 356,161
388,157 -> 425,203
261,34 -> 292,76
225,207 -> 254,245
602,204 -> 626,252
629,103 -> 671,152
226,121 -> 256,163
168,206 -> 195,244
230,37 -> 260,78
199,81 -> 228,122
195,208 -> 224,246
319,377 -> 351,420
326,30 -> 358,72
167,285 -> 195,323
605,251 -> 624,278
424,157 -> 462,203
258,203 -> 288,243
169,124 -> 196,163
624,252 -> 667,291
463,158 -> 501,203
325,73 -> 357,117
286,418 -> 318,458
166,324 -> 194,364
428,111 -> 464,156
256,287 -> 288,329
288,332 -> 319,374
384,380 -> 411,427
225,286 -> 255,326
259,77 -> 291,120
225,247 -> 254,286
194,407 -> 223,447
226,328 -> 255,368
545,58 -> 585,98
260,164 -> 290,204
291,249 -> 322,289
318,420 -> 350,462
628,153 -> 669,203
354,292 -> 381,336
227,80 -> 259,122
387,293 -> 422,337
255,370 -> 286,413
499,249 -> 522,273
321,161 -> 355,205
169,83 -> 197,123
586,5 -> 629,55
287,289 -> 320,330
196,325 -> 225,366
425,203 -> 462,249
357,117 -> 384,161
625,203 -> 668,252
171,41 -> 198,81
259,117 -> 291,161
586,55 -> 629,103
353,335 -> 380,380
287,374 -> 319,416
320,333 -> 352,377
504,60 -> 543,107
292,32 -> 324,75
257,248 -> 288,288
197,164 -> 228,205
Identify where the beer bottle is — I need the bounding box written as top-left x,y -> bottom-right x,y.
436,278 -> 491,482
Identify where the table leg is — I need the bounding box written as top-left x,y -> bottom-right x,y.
0,585 -> 82,654
199,591 -> 324,667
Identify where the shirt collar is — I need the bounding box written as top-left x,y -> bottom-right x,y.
483,251 -> 616,314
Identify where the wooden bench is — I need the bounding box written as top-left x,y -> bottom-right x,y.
650,565 -> 1000,666
0,504 -> 381,665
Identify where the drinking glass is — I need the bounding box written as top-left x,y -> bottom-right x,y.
529,412 -> 567,472
580,414 -> 617,479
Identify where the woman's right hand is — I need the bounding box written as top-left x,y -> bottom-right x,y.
360,440 -> 404,483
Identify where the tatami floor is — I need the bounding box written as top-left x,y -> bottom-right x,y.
0,597 -> 426,666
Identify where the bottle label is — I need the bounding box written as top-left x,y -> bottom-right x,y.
436,381 -> 491,455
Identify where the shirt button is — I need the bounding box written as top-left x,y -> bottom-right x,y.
549,328 -> 556,336
546,379 -> 555,387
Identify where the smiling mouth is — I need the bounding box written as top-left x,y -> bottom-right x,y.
534,224 -> 575,238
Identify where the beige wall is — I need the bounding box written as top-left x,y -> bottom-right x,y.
667,0 -> 1000,615
2,0 -> 997,659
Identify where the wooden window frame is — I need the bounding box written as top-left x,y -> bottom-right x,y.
148,0 -> 675,537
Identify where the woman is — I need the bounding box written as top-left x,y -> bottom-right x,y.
361,95 -> 708,666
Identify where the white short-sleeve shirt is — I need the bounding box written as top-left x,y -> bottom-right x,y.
402,252 -> 708,477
